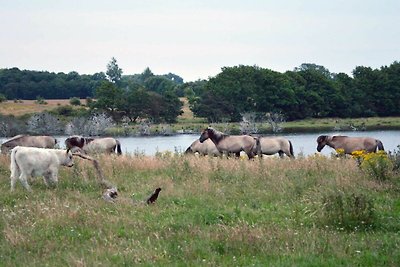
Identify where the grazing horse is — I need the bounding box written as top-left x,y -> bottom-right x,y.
65,136 -> 122,155
199,127 -> 257,159
1,135 -> 57,154
256,136 -> 295,158
316,135 -> 385,154
185,139 -> 221,157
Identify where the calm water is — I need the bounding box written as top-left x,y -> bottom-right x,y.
1,130 -> 399,156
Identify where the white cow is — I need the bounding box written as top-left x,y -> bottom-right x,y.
10,146 -> 74,191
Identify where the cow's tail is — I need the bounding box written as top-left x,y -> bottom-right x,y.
289,140 -> 295,158
116,140 -> 122,155
10,146 -> 20,180
377,140 -> 385,152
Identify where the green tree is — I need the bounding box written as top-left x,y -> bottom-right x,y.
106,57 -> 123,84
93,81 -> 123,120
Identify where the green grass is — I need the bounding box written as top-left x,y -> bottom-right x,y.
0,154 -> 399,266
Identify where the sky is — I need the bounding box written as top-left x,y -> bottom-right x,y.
1,0 -> 399,82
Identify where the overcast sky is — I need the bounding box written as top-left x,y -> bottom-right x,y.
1,0 -> 399,81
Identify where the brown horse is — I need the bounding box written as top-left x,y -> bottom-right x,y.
199,127 -> 257,159
1,135 -> 57,154
185,139 -> 221,156
256,136 -> 295,158
65,136 -> 122,155
316,135 -> 385,154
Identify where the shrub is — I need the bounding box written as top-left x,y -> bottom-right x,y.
351,150 -> 391,182
51,105 -> 75,116
0,94 -> 7,103
69,97 -> 81,106
35,96 -> 47,105
388,145 -> 400,172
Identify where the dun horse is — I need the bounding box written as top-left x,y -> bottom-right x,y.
199,127 -> 257,159
316,135 -> 385,154
256,136 -> 295,158
1,135 -> 57,154
185,139 -> 221,156
65,136 -> 122,155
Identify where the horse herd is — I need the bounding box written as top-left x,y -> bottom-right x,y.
187,127 -> 385,159
1,127 -> 385,159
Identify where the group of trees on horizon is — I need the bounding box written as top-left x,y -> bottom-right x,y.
188,62 -> 400,121
0,59 -> 399,122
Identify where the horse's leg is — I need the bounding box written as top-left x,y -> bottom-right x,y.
278,151 -> 284,158
235,152 -> 240,158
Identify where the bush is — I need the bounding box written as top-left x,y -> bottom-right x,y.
69,97 -> 81,106
51,105 -> 75,116
0,94 -> 7,103
86,97 -> 93,107
319,191 -> 376,231
388,145 -> 400,172
352,150 -> 391,182
35,96 -> 47,105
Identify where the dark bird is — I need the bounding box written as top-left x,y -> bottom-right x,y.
146,187 -> 162,204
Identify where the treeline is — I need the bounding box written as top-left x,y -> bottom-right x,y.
0,68 -> 105,99
0,66 -> 184,101
1,60 -> 399,123
187,62 -> 400,121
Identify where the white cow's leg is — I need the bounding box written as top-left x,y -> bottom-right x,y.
19,173 -> 32,191
10,174 -> 18,191
43,174 -> 51,187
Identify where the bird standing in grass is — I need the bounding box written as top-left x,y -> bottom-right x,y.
146,187 -> 162,204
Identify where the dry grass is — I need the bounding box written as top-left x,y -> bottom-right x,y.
0,99 -> 87,116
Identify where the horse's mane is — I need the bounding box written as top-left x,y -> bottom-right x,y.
84,137 -> 95,144
332,135 -> 349,140
208,127 -> 229,138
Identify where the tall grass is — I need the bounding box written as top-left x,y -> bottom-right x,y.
0,154 -> 399,266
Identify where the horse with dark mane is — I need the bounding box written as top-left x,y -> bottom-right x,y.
65,136 -> 122,155
256,136 -> 295,158
1,135 -> 57,154
199,127 -> 257,159
316,135 -> 385,154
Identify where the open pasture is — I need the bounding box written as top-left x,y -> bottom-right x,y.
0,154 -> 399,266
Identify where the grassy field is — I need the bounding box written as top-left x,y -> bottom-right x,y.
0,99 -> 87,117
0,153 -> 399,266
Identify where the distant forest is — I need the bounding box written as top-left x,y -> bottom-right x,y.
0,61 -> 399,121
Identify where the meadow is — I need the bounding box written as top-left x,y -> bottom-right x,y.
0,152 -> 399,266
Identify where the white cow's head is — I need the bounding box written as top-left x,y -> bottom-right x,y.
62,149 -> 74,167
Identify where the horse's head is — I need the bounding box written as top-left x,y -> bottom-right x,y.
199,127 -> 212,143
65,136 -> 85,149
184,146 -> 194,154
316,135 -> 328,152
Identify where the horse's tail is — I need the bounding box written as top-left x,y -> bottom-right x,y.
255,137 -> 261,157
377,140 -> 385,152
116,140 -> 122,155
288,140 -> 295,158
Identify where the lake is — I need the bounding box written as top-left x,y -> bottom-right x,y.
1,130 -> 399,156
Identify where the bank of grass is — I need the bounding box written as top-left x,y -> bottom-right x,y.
107,116 -> 400,136
0,153 -> 399,266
